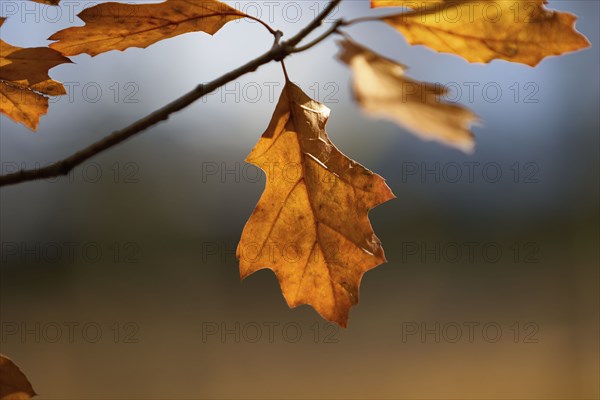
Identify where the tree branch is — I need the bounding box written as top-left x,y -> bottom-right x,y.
285,0 -> 341,48
0,0 -> 343,188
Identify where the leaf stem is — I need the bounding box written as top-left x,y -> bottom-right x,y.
280,60 -> 291,82
242,14 -> 279,36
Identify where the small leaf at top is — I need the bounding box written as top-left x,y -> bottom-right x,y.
48,0 -> 247,57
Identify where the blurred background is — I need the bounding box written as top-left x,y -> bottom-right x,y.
1,0 -> 598,398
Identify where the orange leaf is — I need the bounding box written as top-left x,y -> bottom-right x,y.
372,0 -> 590,66
0,355 -> 36,400
237,82 -> 395,327
0,18 -> 70,130
48,0 -> 246,57
337,40 -> 478,152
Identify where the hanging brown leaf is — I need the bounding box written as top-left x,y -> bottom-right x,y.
0,355 -> 36,400
372,0 -> 590,66
48,0 -> 247,57
0,18 -> 70,130
337,40 -> 477,152
237,82 -> 395,327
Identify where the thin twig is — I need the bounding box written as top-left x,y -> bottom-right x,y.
284,0 -> 342,48
292,11 -> 402,53
292,20 -> 344,53
342,14 -> 393,26
242,14 -> 279,36
0,0 -> 343,187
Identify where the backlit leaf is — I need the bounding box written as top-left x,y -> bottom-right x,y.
0,17 -> 70,130
237,82 -> 395,327
49,0 -> 247,57
372,0 -> 590,66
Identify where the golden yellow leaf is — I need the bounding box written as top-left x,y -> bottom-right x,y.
48,0 -> 246,57
237,82 -> 395,327
372,0 -> 590,66
0,355 -> 36,400
338,40 -> 477,152
0,18 -> 70,130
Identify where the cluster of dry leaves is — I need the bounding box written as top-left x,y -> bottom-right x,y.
0,0 -> 590,393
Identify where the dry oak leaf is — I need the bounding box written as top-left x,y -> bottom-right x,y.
48,0 -> 246,57
372,0 -> 590,66
0,18 -> 70,130
29,0 -> 60,5
237,82 -> 395,327
0,355 -> 36,400
337,40 -> 478,152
